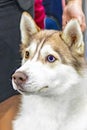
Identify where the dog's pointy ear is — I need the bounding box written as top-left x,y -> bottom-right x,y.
20,12 -> 40,45
62,19 -> 84,56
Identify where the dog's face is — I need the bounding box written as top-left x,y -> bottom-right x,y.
12,12 -> 85,96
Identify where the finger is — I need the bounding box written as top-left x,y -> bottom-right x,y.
62,15 -> 70,30
81,23 -> 86,32
77,16 -> 86,32
81,16 -> 86,32
74,16 -> 86,32
62,15 -> 68,28
76,16 -> 82,25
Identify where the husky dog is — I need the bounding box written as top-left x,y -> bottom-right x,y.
12,12 -> 87,130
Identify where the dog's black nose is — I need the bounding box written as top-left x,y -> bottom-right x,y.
12,71 -> 28,86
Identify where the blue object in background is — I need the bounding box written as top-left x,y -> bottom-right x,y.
44,16 -> 62,30
43,0 -> 63,30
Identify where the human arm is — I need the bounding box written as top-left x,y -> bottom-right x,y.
62,0 -> 86,32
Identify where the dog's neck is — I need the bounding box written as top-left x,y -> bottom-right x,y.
15,76 -> 87,130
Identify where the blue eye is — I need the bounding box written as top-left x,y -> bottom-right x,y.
47,55 -> 56,63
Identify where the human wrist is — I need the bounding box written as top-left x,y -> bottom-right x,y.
67,0 -> 82,7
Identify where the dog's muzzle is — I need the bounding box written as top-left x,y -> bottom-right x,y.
12,71 -> 49,95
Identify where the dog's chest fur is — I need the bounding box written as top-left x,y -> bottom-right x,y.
13,82 -> 87,130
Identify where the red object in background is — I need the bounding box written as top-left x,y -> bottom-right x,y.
34,0 -> 46,29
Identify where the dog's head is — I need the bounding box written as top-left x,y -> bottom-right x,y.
12,12 -> 86,96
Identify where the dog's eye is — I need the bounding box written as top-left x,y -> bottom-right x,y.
47,55 -> 56,63
25,51 -> 29,59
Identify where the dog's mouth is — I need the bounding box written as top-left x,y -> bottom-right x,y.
38,86 -> 49,92
18,88 -> 28,94
16,86 -> 49,95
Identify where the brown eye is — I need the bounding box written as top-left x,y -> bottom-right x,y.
25,51 -> 29,59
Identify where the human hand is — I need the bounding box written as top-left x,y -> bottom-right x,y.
62,1 -> 86,32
